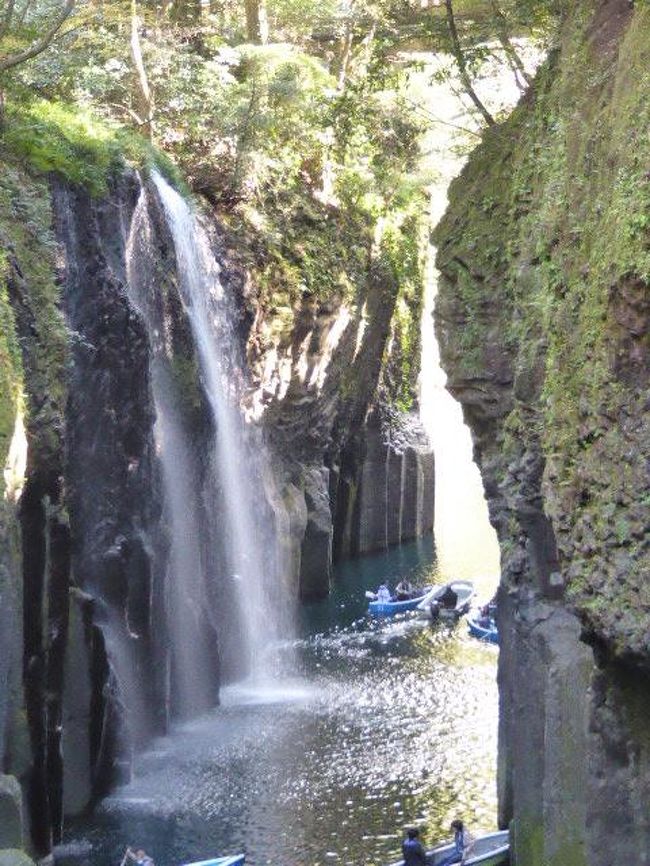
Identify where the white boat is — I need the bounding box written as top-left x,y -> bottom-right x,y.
388,829 -> 509,866
181,856 -> 245,866
416,580 -> 475,620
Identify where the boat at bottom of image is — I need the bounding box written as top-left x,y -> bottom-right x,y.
181,856 -> 245,866
388,829 -> 509,866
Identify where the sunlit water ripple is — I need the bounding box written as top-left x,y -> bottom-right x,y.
65,540 -> 498,866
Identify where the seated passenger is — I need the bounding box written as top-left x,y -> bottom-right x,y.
402,827 -> 427,866
439,585 -> 458,609
395,579 -> 414,600
377,583 -> 392,603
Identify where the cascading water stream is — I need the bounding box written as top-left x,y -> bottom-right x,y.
150,171 -> 286,682
125,183 -> 217,719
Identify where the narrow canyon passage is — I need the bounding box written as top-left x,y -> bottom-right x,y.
62,127 -> 504,866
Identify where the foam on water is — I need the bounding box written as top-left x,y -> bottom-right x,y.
219,680 -> 315,707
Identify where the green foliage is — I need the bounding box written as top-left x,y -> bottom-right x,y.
234,187 -> 373,314
0,0 -> 436,434
1,98 -> 185,195
3,99 -> 126,194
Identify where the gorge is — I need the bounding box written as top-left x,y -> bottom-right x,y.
0,159 -> 437,856
0,0 -> 649,864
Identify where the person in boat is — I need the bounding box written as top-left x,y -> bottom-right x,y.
439,584 -> 458,610
438,819 -> 475,866
377,583 -> 392,603
395,578 -> 414,600
478,594 -> 498,627
402,827 -> 427,866
125,848 -> 154,866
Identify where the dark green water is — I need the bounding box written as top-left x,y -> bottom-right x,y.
65,539 -> 498,866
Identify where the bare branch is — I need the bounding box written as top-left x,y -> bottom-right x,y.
0,0 -> 75,74
107,101 -> 145,126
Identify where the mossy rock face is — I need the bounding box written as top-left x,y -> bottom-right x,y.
0,161 -> 68,483
434,1 -> 650,665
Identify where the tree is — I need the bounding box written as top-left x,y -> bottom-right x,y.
130,0 -> 153,138
244,0 -> 268,43
489,0 -> 533,90
443,0 -> 495,127
0,0 -> 75,73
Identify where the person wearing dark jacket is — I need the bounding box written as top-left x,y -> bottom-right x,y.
402,827 -> 427,865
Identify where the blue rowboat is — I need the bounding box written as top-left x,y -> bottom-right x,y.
468,613 -> 499,644
388,829 -> 508,866
368,588 -> 431,616
181,857 -> 245,866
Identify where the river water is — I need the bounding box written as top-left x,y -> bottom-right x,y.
65,538 -> 498,866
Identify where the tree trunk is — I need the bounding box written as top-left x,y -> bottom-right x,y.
130,0 -> 154,139
244,0 -> 268,44
336,22 -> 353,90
443,0 -> 495,127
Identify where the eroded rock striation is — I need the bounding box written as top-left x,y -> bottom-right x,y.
434,2 -> 650,863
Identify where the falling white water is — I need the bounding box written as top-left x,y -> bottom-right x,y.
151,171 -> 285,681
126,185 -> 216,718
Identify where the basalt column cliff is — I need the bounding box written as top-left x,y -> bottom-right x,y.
434,2 -> 649,864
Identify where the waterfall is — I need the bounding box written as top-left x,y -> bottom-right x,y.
126,184 -> 218,719
149,172 -> 286,682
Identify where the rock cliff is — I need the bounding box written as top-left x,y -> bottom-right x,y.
434,2 -> 650,863
0,150 -> 434,855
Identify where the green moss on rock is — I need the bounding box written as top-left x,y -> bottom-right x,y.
0,160 -> 68,477
2,99 -> 184,198
434,2 -> 650,660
